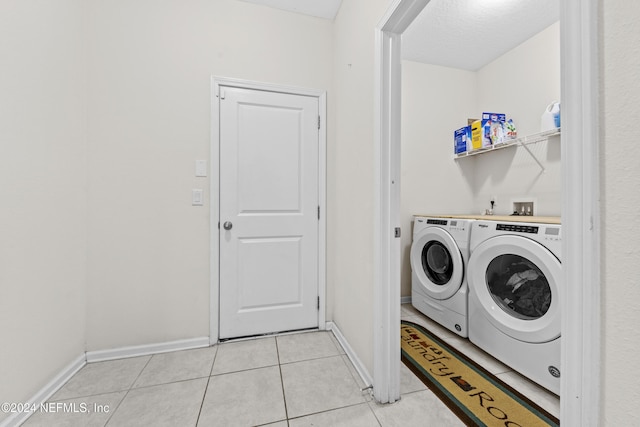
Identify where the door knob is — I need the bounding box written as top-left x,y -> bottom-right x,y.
223,221 -> 233,230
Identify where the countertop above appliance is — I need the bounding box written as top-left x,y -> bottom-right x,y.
416,214 -> 560,225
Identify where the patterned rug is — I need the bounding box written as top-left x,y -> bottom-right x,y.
401,320 -> 559,426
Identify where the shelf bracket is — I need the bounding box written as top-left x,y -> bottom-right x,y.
520,142 -> 546,172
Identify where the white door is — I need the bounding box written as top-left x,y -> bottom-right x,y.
218,86 -> 319,339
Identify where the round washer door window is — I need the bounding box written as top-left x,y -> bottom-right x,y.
410,227 -> 464,300
422,241 -> 453,285
486,254 -> 552,320
468,235 -> 561,343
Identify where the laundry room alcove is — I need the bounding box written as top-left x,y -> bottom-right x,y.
396,0 -> 563,418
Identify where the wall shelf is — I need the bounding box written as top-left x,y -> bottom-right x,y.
454,128 -> 560,171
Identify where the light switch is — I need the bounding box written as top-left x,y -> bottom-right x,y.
192,189 -> 203,206
195,160 -> 207,177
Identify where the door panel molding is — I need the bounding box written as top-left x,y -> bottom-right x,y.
211,77 -> 326,343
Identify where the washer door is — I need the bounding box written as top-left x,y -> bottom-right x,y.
468,235 -> 561,343
410,227 -> 464,300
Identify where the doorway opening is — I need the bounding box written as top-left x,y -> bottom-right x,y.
373,1 -> 601,424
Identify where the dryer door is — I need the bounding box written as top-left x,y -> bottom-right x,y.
468,235 -> 561,343
410,227 -> 464,300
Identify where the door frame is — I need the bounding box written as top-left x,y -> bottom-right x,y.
210,77 -> 327,344
373,0 -> 601,424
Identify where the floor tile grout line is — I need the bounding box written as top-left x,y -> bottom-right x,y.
129,355 -> 154,390
275,336 -> 291,423
366,400 -> 385,427
194,344 -> 219,427
286,401 -> 381,424
130,375 -> 214,391
102,389 -> 130,427
279,352 -> 344,367
208,343 -> 218,377
103,355 -> 154,426
194,375 -> 212,427
47,389 -> 129,404
58,361 -> 219,399
210,362 -> 281,377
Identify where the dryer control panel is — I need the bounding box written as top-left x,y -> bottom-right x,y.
425,218 -> 467,231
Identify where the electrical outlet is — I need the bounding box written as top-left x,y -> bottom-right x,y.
513,201 -> 534,216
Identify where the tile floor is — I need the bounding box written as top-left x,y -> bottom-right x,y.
21,304 -> 559,426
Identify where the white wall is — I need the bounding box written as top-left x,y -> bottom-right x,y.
85,0 -> 333,351
331,0 -> 393,374
400,23 -> 560,295
474,22 -> 561,216
602,2 -> 640,424
0,0 -> 87,419
400,62 -> 478,295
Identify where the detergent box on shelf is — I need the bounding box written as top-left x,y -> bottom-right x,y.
471,120 -> 482,150
481,112 -> 506,146
454,126 -> 472,154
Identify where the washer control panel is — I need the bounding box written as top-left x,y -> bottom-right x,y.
496,223 -> 539,234
494,222 -> 562,243
423,218 -> 467,231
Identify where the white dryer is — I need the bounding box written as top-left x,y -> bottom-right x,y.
467,219 -> 562,395
410,216 -> 474,337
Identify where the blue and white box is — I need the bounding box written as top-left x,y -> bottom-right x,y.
482,112 -> 506,146
454,126 -> 472,154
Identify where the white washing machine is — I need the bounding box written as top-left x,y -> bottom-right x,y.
410,216 -> 474,337
467,219 -> 562,395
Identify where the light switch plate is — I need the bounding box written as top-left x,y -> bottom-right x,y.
192,189 -> 203,206
195,160 -> 207,177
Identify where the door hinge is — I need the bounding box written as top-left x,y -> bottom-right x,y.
318,205 -> 320,220
394,227 -> 401,238
318,115 -> 320,130
317,296 -> 320,310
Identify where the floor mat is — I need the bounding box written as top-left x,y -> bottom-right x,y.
401,320 -> 559,427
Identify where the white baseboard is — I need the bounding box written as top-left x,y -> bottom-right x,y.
0,354 -> 86,427
325,322 -> 373,388
400,295 -> 412,305
86,336 -> 210,363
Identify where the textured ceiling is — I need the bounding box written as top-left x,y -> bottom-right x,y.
402,0 -> 560,71
240,0 -> 559,71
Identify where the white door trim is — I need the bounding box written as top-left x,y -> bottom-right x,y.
373,1 -> 601,424
210,76 -> 327,344
559,1 -> 601,424
373,0 -> 431,404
